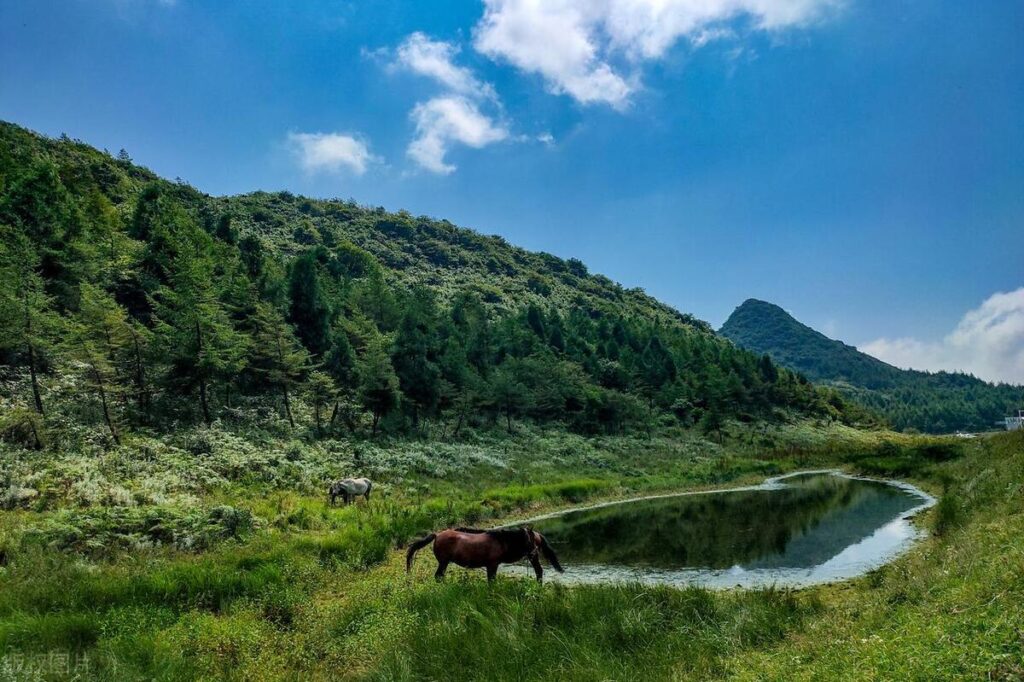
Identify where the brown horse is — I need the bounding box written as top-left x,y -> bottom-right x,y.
406,527 -> 564,582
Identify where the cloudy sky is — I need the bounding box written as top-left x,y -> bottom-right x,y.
2,1 -> 1021,382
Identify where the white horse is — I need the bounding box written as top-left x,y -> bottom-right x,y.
328,477 -> 373,506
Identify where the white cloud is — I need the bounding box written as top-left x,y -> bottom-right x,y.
287,132 -> 376,175
473,0 -> 840,107
408,96 -> 509,174
862,287 -> 1024,385
396,32 -> 496,100
392,32 -> 510,174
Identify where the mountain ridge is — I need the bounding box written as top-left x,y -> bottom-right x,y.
719,298 -> 1023,433
0,120 -> 860,442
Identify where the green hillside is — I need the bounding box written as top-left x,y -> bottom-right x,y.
0,121 -> 867,449
720,299 -> 1023,433
3,123 -> 1022,682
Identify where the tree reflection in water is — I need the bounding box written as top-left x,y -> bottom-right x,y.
533,474 -> 923,572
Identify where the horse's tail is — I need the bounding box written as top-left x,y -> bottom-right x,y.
539,535 -> 564,573
406,533 -> 436,573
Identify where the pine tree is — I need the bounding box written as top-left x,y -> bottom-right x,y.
250,303 -> 310,428
0,159 -> 84,310
356,334 -> 400,436
392,287 -> 441,428
488,361 -> 529,433
349,268 -> 399,331
82,189 -> 136,284
288,251 -> 332,356
0,229 -> 61,416
64,284 -> 132,444
153,228 -> 249,424
306,370 -> 337,437
324,326 -> 359,428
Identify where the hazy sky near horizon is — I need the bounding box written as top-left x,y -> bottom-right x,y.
2,1 -> 1022,381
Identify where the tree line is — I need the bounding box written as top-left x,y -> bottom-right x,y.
0,139 -> 866,448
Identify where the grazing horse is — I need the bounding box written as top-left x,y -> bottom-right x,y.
406,527 -> 564,582
328,477 -> 372,506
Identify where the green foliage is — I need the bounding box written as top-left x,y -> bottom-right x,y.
249,303 -> 310,428
480,479 -> 612,509
0,227 -> 61,418
356,334 -> 401,435
0,123 -> 1021,682
0,121 -> 859,448
305,370 -> 337,436
933,493 -> 964,536
150,216 -> 249,424
287,249 -> 332,356
841,438 -> 965,477
23,505 -> 256,555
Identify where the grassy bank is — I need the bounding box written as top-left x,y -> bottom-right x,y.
0,424 -> 1019,679
729,429 -> 1024,680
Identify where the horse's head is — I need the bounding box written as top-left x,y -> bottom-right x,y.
521,527 -> 539,558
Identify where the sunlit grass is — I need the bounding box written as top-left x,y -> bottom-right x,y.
0,427 -> 1017,680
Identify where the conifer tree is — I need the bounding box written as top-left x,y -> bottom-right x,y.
306,370 -> 337,437
356,334 -> 400,436
288,251 -> 332,356
350,268 -> 399,331
250,303 -> 310,428
153,228 -> 248,424
0,230 -> 61,416
0,159 -> 84,310
392,287 -> 441,427
65,283 -> 139,443
488,361 -> 529,433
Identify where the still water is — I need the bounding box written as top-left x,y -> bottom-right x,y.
517,471 -> 934,588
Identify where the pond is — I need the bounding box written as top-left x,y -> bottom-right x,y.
511,471 -> 934,589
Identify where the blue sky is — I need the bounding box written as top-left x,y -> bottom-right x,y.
2,1 -> 1022,382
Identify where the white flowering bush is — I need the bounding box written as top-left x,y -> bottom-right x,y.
23,504 -> 258,555
0,484 -> 38,510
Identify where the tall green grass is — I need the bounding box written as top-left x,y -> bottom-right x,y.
367,579 -> 820,681
0,427 -> 1016,680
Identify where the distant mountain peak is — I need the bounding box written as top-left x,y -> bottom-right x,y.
719,299 -> 887,384
719,298 -> 1023,433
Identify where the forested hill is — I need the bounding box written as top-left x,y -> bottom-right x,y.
720,299 -> 1023,433
720,300 -> 902,388
0,121 -> 865,446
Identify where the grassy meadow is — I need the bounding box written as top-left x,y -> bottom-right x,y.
0,421 -> 1020,680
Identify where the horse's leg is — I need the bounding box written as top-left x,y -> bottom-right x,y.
529,555 -> 544,583
434,560 -> 449,581
486,564 -> 498,582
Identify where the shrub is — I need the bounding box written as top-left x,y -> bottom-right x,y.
182,430 -> 215,456
480,479 -> 611,511
934,493 -> 964,536
0,484 -> 39,510
912,441 -> 964,463
22,504 -> 257,555
307,526 -> 391,569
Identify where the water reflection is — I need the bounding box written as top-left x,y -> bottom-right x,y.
520,472 -> 934,588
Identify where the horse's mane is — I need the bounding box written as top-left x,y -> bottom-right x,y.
454,527 -> 532,551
